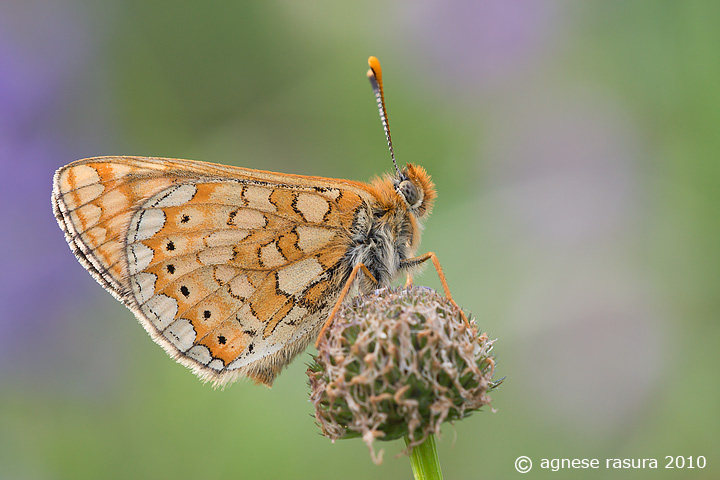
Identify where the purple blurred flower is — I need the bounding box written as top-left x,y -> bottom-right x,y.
399,0 -> 567,91
0,0 -> 98,376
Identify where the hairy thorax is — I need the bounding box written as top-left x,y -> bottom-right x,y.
342,201 -> 419,292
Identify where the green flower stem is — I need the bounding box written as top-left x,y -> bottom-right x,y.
405,434 -> 443,480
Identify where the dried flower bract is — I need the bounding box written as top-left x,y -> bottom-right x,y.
308,286 -> 498,464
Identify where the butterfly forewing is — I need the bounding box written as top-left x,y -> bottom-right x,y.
53,156 -> 369,386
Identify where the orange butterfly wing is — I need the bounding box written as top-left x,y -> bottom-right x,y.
52,156 -> 370,386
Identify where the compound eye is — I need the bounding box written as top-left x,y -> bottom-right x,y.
398,180 -> 421,208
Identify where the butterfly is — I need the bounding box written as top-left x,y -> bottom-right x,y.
52,56 -> 466,387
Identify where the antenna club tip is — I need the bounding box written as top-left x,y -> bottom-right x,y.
367,56 -> 382,82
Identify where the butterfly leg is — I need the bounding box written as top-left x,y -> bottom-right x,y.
315,262 -> 377,348
401,252 -> 472,330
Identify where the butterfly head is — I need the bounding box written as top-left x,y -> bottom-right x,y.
367,57 -> 436,220
394,163 -> 436,218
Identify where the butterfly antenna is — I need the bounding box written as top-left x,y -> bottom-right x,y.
367,56 -> 401,177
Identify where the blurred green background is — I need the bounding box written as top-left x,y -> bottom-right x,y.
1,1 -> 718,479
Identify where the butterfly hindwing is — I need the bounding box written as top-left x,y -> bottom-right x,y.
53,156 -> 367,386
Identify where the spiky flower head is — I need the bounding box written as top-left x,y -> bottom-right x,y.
308,286 -> 499,464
